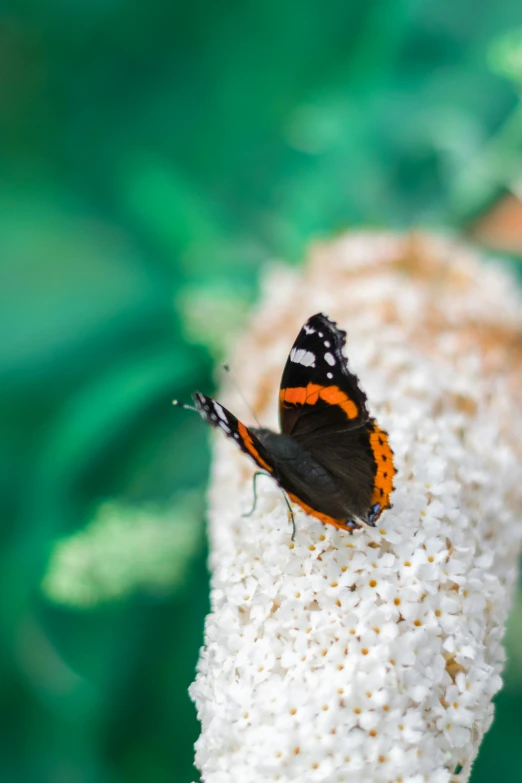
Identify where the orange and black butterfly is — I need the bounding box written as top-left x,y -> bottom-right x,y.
176,313 -> 395,536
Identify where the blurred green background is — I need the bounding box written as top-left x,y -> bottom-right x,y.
2,2 -> 522,781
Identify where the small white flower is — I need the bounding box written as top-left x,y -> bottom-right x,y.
190,233 -> 522,782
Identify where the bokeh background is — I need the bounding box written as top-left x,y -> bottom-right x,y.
2,2 -> 522,781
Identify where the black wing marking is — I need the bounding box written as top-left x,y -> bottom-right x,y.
192,392 -> 276,474
279,313 -> 369,437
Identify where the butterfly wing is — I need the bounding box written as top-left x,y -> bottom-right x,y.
279,314 -> 395,523
279,313 -> 369,438
192,392 -> 276,475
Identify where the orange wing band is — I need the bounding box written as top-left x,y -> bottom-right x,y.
369,424 -> 395,509
287,492 -> 356,532
280,384 -> 359,420
237,422 -> 274,473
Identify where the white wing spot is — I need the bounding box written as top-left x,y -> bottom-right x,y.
324,352 -> 336,366
324,340 -> 330,348
304,325 -> 316,335
219,422 -> 231,434
318,332 -> 323,338
290,348 -> 316,367
327,372 -> 333,379
213,402 -> 228,422
233,432 -> 240,439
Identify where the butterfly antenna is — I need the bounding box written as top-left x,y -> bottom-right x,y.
222,364 -> 262,427
172,399 -> 198,412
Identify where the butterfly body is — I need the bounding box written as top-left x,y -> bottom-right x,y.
188,313 -> 395,534
249,427 -> 373,528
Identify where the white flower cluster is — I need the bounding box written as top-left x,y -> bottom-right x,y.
190,233 -> 522,783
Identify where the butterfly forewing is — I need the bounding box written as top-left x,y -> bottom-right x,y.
192,392 -> 275,475
279,313 -> 369,437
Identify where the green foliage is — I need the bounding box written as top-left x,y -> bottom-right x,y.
490,26 -> 522,86
42,495 -> 204,607
1,1 -> 522,781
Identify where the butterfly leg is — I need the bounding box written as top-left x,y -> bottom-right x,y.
243,472 -> 296,541
281,491 -> 296,541
242,471 -> 269,518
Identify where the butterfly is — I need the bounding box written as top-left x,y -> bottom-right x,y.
175,313 -> 395,537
